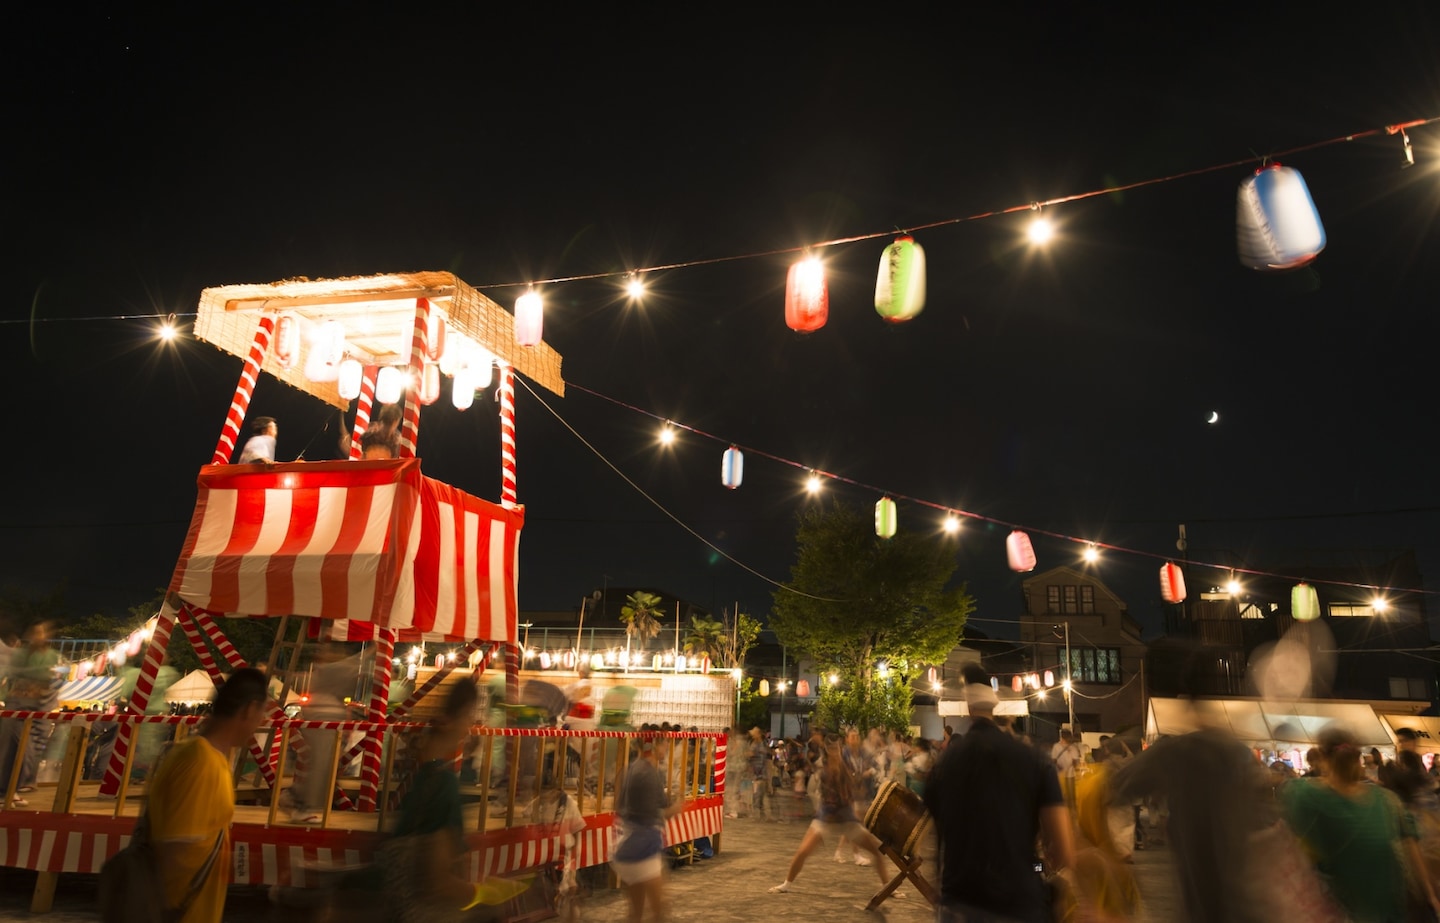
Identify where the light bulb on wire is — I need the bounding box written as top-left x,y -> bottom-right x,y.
625,272 -> 646,300
1082,543 -> 1099,563
805,471 -> 823,494
658,423 -> 676,446
942,512 -> 961,534
1026,205 -> 1055,245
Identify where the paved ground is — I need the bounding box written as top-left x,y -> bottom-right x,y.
0,812 -> 1181,921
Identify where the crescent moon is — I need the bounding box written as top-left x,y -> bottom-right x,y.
1207,411 -> 1220,424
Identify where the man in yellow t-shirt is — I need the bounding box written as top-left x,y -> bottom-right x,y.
145,668 -> 268,923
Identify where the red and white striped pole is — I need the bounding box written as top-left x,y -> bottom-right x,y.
100,599 -> 180,796
498,362 -> 517,509
397,299 -> 428,459
357,627 -> 396,811
186,608 -> 355,809
172,605 -> 279,789
348,365 -> 379,460
336,639 -> 489,770
211,315 -> 276,465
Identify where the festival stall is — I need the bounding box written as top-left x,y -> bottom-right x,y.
0,272 -> 724,914
1379,714 -> 1440,753
1145,696 -> 1407,765
54,676 -> 124,708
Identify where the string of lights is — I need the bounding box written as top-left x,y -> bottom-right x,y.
561,381 -> 1437,600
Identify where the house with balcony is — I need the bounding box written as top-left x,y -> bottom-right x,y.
1016,565 -> 1148,737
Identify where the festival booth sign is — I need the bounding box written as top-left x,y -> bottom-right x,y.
1379,715 -> 1440,753
1145,697 -> 1396,749
937,698 -> 1031,717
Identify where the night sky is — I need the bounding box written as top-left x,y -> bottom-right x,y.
4,6 -> 1439,641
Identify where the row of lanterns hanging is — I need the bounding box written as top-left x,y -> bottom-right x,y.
72,618 -> 158,677
274,300 -> 499,412
773,163 -> 1326,334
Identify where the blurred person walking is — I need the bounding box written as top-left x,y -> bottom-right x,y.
924,665 -> 1074,923
1282,725 -> 1440,922
140,667 -> 269,923
0,621 -> 62,804
767,732 -> 892,895
611,736 -> 682,923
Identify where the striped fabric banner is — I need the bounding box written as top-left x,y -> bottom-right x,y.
169,459 -> 520,643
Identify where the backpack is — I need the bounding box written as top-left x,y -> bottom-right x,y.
98,813 -> 222,923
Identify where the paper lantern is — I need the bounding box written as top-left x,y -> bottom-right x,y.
304,320 -> 346,382
375,366 -> 404,405
796,679 -> 810,697
337,358 -> 363,401
990,677 -> 999,692
591,653 -> 605,671
1236,163 -> 1326,271
1043,670 -> 1055,687
1159,562 -> 1187,604
562,650 -> 577,669
701,656 -> 711,673
759,679 -> 771,696
652,653 -> 663,671
451,365 -> 476,411
874,235 -> 927,322
784,256 -> 828,333
1292,582 -> 1320,622
539,652 -> 552,669
418,361 -> 441,405
515,289 -> 544,347
275,312 -> 300,369
423,300 -> 446,362
722,446 -> 744,489
1011,675 -> 1023,692
675,655 -> 687,671
1006,530 -> 1036,572
927,667 -> 938,685
434,653 -> 444,669
875,497 -> 897,538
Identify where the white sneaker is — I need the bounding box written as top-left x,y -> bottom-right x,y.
767,882 -> 791,893
854,855 -> 873,867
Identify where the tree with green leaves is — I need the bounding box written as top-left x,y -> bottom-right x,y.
683,613 -> 725,662
769,500 -> 974,733
619,590 -> 664,646
716,609 -> 762,669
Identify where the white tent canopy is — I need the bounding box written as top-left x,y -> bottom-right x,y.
165,669 -> 218,705
1146,697 -> 1394,748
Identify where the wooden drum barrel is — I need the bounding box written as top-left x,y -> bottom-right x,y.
862,779 -> 931,859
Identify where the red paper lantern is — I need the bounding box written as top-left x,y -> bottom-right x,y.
1006,530 -> 1037,572
785,256 -> 828,333
1011,675 -> 1023,692
796,679 -> 810,697
1160,562 -> 1187,604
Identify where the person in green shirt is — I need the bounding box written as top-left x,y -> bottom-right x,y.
0,621 -> 62,801
1281,725 -> 1440,923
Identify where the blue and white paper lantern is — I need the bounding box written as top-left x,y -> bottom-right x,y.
721,445 -> 744,489
1236,164 -> 1326,271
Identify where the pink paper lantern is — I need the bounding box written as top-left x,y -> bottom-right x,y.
1160,562 -> 1187,604
785,256 -> 828,333
1006,530 -> 1036,572
514,289 -> 544,347
796,679 -> 810,697
1011,675 -> 1023,693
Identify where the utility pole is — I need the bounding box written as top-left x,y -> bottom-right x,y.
1064,621 -> 1075,732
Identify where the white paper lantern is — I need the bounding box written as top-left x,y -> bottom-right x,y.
1236,163 -> 1326,271
337,358 -> 363,401
451,365 -> 476,411
304,320 -> 346,382
1006,530 -> 1036,572
375,366 -> 404,405
418,362 -> 441,405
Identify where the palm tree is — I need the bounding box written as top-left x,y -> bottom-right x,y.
683,614 -> 725,663
619,591 -> 664,646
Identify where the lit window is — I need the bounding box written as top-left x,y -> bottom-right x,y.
1330,604 -> 1375,618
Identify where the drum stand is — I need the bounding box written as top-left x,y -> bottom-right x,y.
865,843 -> 939,911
